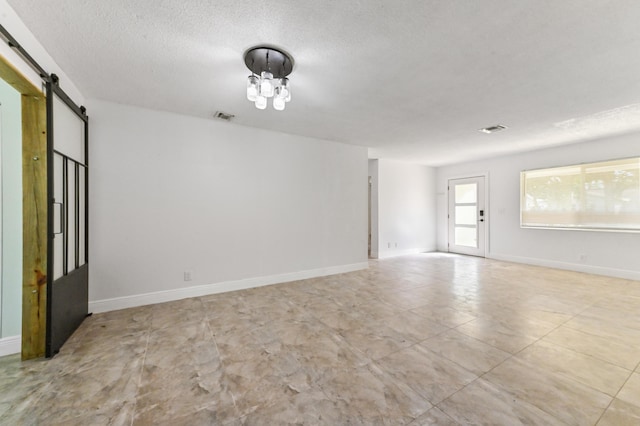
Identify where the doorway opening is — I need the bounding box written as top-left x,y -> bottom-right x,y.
0,74 -> 24,353
447,175 -> 487,257
0,53 -> 48,359
368,176 -> 372,258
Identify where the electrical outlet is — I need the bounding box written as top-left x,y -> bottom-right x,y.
395,242 -> 398,248
579,254 -> 587,263
388,242 -> 391,248
184,270 -> 192,281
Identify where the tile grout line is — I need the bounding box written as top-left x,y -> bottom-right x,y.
531,299 -> 639,395
201,298 -> 240,415
594,361 -> 639,425
4,254 -> 639,424
130,323 -> 152,426
433,302 -> 595,425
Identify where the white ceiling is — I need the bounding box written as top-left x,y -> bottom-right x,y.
8,1 -> 640,166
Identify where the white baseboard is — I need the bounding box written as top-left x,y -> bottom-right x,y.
89,261 -> 370,313
377,248 -> 434,259
0,335 -> 20,357
489,253 -> 640,281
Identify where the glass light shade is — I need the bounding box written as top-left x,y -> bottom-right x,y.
246,75 -> 259,101
255,95 -> 267,109
260,71 -> 274,97
279,78 -> 290,98
273,96 -> 286,111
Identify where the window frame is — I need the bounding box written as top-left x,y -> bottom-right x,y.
520,156 -> 640,233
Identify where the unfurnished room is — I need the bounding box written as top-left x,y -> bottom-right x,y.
0,1 -> 639,425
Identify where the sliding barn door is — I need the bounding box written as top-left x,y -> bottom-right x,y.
46,80 -> 89,357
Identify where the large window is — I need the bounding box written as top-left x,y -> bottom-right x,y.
521,157 -> 640,231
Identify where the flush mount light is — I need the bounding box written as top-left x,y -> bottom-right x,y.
244,46 -> 294,111
479,124 -> 508,134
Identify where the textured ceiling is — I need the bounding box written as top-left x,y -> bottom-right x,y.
8,0 -> 640,166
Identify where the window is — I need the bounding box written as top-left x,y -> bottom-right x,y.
521,157 -> 640,231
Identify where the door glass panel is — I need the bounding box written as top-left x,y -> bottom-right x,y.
455,227 -> 477,247
455,206 -> 477,225
67,164 -> 76,272
53,96 -> 85,164
454,182 -> 478,246
455,184 -> 477,203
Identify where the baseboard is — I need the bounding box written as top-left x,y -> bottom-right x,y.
89,261 -> 370,313
489,253 -> 640,281
0,335 -> 20,357
377,248 -> 434,259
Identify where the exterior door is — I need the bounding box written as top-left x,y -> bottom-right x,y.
448,176 -> 486,257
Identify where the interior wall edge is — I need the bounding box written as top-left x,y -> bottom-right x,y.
0,335 -> 20,356
88,261 -> 369,314
488,252 -> 640,281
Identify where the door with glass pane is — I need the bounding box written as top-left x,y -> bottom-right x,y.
448,176 -> 486,257
46,79 -> 89,357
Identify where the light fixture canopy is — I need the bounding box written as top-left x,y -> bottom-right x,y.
244,45 -> 294,111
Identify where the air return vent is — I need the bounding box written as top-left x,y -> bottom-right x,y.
214,111 -> 235,121
479,124 -> 508,134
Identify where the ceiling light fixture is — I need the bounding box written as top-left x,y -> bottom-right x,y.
244,46 -> 294,111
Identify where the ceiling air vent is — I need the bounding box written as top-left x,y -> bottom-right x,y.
479,124 -> 508,134
214,111 -> 235,121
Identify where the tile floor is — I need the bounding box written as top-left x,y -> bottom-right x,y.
1,253 -> 640,425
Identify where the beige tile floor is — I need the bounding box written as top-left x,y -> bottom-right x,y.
1,253 -> 640,425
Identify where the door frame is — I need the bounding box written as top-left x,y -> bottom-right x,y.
0,52 -> 48,359
447,172 -> 490,257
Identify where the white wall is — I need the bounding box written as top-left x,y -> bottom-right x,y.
376,159 -> 437,258
436,133 -> 640,280
88,99 -> 368,310
0,77 -> 21,338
